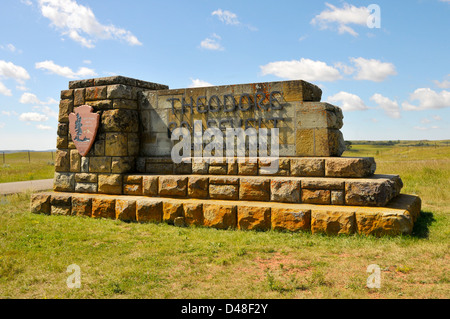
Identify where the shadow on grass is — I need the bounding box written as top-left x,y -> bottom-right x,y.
411,211 -> 436,239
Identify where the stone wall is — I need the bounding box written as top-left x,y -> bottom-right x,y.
54,76 -> 168,194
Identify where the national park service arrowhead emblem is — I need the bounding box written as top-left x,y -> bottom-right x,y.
68,105 -> 100,157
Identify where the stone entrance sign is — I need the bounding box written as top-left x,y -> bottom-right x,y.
30,75 -> 421,236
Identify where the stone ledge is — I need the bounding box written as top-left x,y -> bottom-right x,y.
69,76 -> 168,90
138,156 -> 376,178
30,192 -> 421,236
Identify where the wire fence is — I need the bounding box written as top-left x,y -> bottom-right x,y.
1,151 -> 55,165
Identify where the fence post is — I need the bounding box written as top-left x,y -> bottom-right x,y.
28,151 -> 30,163
2,152 -> 4,164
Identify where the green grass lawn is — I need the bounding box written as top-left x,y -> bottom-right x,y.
0,144 -> 449,299
0,152 -> 55,184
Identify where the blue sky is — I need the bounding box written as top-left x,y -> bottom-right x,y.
0,0 -> 449,150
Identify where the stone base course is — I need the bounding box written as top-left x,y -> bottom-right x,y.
136,156 -> 376,178
30,192 -> 421,236
69,173 -> 400,207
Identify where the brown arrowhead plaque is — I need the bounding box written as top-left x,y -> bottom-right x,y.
68,105 -> 100,157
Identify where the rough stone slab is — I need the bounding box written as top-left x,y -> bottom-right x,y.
326,157 -> 376,178
140,156 -> 376,178
30,193 -> 51,215
237,205 -> 271,231
115,199 -> 136,221
345,175 -> 402,207
34,193 -> 421,236
311,209 -> 356,235
69,76 -> 168,90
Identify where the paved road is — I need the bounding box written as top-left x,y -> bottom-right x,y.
0,179 -> 53,195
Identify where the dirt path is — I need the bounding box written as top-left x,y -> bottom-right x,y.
0,179 -> 53,195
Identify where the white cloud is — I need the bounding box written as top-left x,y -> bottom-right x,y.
212,9 -> 240,25
334,62 -> 355,75
433,115 -> 442,121
0,44 -> 17,53
414,125 -> 439,131
0,82 -> 12,96
19,92 -> 58,105
20,0 -> 33,6
0,60 -> 30,84
327,91 -> 368,111
38,0 -> 142,48
16,85 -> 29,91
402,88 -> 450,111
434,75 -> 450,89
36,60 -> 97,79
200,34 -> 224,51
370,93 -> 400,118
19,112 -> 49,122
33,105 -> 58,119
311,3 -> 371,36
189,78 -> 213,88
36,124 -> 52,130
260,58 -> 342,82
0,123 -> 4,129
350,57 -> 397,82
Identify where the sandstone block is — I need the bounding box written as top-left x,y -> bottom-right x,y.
311,210 -> 356,235
331,190 -> 345,205
270,179 -> 301,203
72,196 -> 92,217
325,157 -> 376,178
59,99 -> 73,122
98,174 -> 122,194
115,199 -> 137,221
271,207 -> 311,232
301,189 -> 331,205
113,99 -> 138,110
174,162 -> 192,174
136,199 -> 163,223
70,150 -> 81,172
105,132 -> 128,156
143,176 -> 158,196
123,184 -> 142,195
209,184 -> 239,200
111,157 -> 134,173
86,99 -> 112,110
188,177 -> 209,198
75,173 -> 98,183
203,204 -> 237,230
163,201 -> 184,224
30,193 -> 51,215
238,161 -> 258,175
57,123 -> 68,136
61,89 -> 73,99
192,161 -> 208,174
356,209 -> 413,236
174,217 -> 186,227
301,178 -> 344,190
54,172 -> 75,192
209,165 -> 227,175
107,84 -> 136,100
159,176 -> 188,197
89,157 -> 112,173
92,197 -> 116,219
74,88 -> 85,106
75,182 -> 97,193
183,203 -> 203,226
237,206 -> 271,231
282,80 -> 322,102
55,150 -> 70,172
56,136 -> 68,149
85,86 -> 107,101
239,178 -> 270,201
291,158 -> 325,177
345,177 -> 400,207
101,109 -> 139,133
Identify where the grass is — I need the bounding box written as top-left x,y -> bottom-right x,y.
0,144 -> 449,299
0,152 -> 55,184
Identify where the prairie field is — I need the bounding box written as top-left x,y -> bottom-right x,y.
0,152 -> 55,184
0,143 -> 449,299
